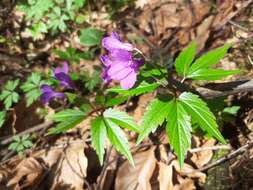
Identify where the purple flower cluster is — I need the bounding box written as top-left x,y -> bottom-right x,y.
100,32 -> 144,89
40,62 -> 74,105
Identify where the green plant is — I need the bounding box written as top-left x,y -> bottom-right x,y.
0,79 -> 20,109
8,135 -> 33,156
21,73 -> 49,107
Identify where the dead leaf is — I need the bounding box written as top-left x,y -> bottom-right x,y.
115,147 -> 157,190
158,162 -> 173,190
48,142 -> 88,190
174,176 -> 196,190
7,157 -> 45,189
174,161 -> 206,184
191,139 -> 216,168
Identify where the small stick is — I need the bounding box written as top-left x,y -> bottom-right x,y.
189,145 -> 231,153
197,140 -> 253,172
0,121 -> 53,146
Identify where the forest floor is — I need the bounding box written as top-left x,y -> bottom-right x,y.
0,0 -> 253,190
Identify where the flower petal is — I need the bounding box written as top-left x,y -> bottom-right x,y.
120,71 -> 137,89
111,32 -> 120,40
100,55 -> 113,66
102,36 -> 133,52
40,84 -> 53,93
40,88 -> 65,105
54,62 -> 69,75
55,73 -> 74,89
107,63 -> 133,80
110,49 -> 132,61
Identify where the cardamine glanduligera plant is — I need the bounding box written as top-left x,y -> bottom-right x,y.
36,32 -> 240,167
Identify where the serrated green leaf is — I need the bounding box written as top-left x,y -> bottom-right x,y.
103,108 -> 140,133
50,109 -> 85,122
179,92 -> 226,144
4,95 -> 13,109
188,44 -> 230,74
0,111 -> 6,128
23,140 -> 33,148
137,98 -> 173,144
0,90 -> 11,100
175,41 -> 196,77
48,109 -> 86,134
105,118 -> 134,166
166,100 -> 191,167
29,0 -> 54,20
79,28 -> 104,46
12,92 -> 19,103
8,142 -> 19,150
105,95 -> 129,107
107,81 -> 160,96
91,116 -> 107,165
187,69 -> 240,80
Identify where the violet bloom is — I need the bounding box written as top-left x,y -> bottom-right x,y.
54,62 -> 74,89
100,32 -> 144,89
102,32 -> 134,52
40,85 -> 65,105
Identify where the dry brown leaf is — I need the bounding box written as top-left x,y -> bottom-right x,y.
173,161 -> 206,184
158,162 -> 173,190
48,142 -> 88,190
115,147 -> 157,190
191,139 -> 216,168
174,175 -> 196,190
7,157 -> 44,189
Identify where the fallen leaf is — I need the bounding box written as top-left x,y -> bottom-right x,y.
174,161 -> 206,184
48,142 -> 88,190
7,157 -> 45,189
191,139 -> 216,168
115,147 -> 156,190
158,162 -> 173,190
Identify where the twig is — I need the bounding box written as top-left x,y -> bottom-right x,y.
228,20 -> 250,32
0,120 -> 53,146
197,140 -> 253,172
214,0 -> 253,31
97,145 -> 113,190
197,79 -> 253,99
189,145 -> 231,153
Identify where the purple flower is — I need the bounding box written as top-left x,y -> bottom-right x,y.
102,32 -> 134,52
40,85 -> 65,105
100,32 -> 144,89
54,62 -> 74,89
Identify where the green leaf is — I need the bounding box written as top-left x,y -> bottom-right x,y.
48,109 -> 86,134
21,0 -> 54,21
50,109 -> 85,122
103,108 -> 140,133
137,98 -> 173,144
179,92 -> 226,144
223,106 -> 240,116
79,28 -> 104,46
187,69 -> 240,80
105,95 -> 129,107
105,118 -> 134,166
0,111 -> 6,128
8,142 -> 19,150
91,116 -> 107,165
21,73 -> 45,107
188,44 -> 230,74
5,79 -> 19,91
23,140 -> 33,148
107,81 -> 160,96
175,41 -> 197,77
166,100 -> 191,167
